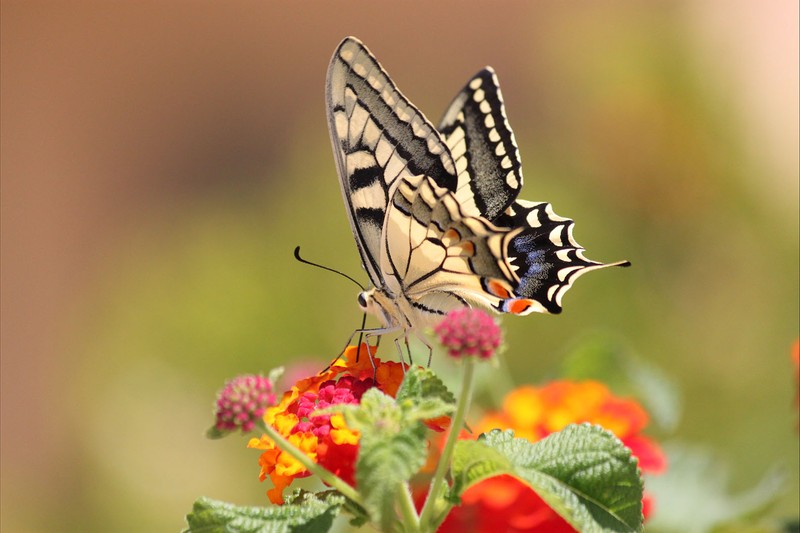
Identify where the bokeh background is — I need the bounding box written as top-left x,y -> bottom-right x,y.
2,2 -> 798,531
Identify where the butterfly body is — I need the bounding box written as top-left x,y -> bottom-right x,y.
326,37 -> 628,340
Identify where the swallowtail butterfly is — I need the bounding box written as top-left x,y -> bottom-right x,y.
326,37 -> 628,344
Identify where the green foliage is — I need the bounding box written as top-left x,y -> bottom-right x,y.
205,426 -> 227,440
645,443 -> 785,533
336,369 -> 455,531
184,491 -> 344,533
452,425 -> 644,532
394,367 -> 457,422
561,333 -> 681,432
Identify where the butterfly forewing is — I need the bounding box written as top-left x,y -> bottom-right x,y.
326,37 -> 458,286
438,68 -> 524,221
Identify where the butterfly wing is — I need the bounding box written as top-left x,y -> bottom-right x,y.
438,67 -> 524,221
326,36 -> 458,286
380,175 -> 520,327
439,66 -> 629,314
496,201 -> 630,314
383,176 -> 629,323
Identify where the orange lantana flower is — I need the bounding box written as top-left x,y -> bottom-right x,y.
248,345 -> 407,504
438,380 -> 666,533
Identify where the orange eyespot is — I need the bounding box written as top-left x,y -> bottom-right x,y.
442,228 -> 461,244
456,241 -> 475,256
508,299 -> 532,315
488,280 -> 511,299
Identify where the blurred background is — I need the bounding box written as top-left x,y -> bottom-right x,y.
2,1 -> 797,531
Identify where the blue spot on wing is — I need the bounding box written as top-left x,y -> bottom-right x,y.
509,232 -> 550,298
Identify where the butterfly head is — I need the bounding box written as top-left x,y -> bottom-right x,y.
357,287 -> 407,330
356,290 -> 371,311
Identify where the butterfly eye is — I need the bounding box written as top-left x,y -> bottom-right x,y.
357,292 -> 368,309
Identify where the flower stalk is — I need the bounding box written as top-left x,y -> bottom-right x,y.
418,357 -> 477,531
397,483 -> 421,532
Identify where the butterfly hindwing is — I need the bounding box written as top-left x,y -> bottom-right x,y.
438,68 -> 524,221
380,175 -> 525,327
439,67 -> 629,315
496,200 -> 629,314
326,37 -> 457,285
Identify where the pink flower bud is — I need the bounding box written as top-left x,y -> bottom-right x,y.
213,374 -> 276,435
434,308 -> 503,360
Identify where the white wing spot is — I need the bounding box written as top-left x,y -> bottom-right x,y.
339,47 -> 355,62
375,138 -> 393,167
505,171 -> 519,188
557,266 -> 583,282
556,249 -> 572,261
549,226 -> 563,246
547,285 -> 559,302
353,61 -> 367,77
544,204 -> 568,222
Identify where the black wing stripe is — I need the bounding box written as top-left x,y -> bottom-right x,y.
327,37 -> 458,286
438,68 -> 524,221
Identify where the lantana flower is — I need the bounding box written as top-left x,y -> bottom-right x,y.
433,308 -> 503,360
431,380 -> 666,533
211,374 -> 277,435
248,344 -> 408,504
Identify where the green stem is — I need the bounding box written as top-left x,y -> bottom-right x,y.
397,482 -> 421,533
255,419 -> 364,507
418,358 -> 476,530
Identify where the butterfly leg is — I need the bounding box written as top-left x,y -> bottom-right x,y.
403,335 -> 414,366
410,330 -> 434,367
392,336 -> 407,372
322,326 -> 393,373
326,325 -> 403,372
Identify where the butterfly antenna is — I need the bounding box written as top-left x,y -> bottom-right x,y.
293,246 -> 365,291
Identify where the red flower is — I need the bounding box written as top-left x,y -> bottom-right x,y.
248,345 -> 422,504
435,381 -> 666,532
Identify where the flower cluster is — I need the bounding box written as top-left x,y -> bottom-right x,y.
248,344 -> 407,504
434,380 -> 666,532
212,374 -> 276,434
433,308 -> 503,359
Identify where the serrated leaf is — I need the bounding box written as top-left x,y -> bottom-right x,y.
560,332 -> 681,432
184,491 -> 343,533
342,388 -> 429,531
396,367 -> 456,407
451,425 -> 644,532
406,397 -> 455,422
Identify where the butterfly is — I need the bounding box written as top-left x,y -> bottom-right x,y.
326,36 -> 628,346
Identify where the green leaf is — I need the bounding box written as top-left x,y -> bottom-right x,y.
451,425 -> 644,532
184,491 -> 344,533
561,332 -> 681,432
396,367 -> 456,406
205,425 -> 228,440
644,443 -> 785,533
343,388 -> 429,531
